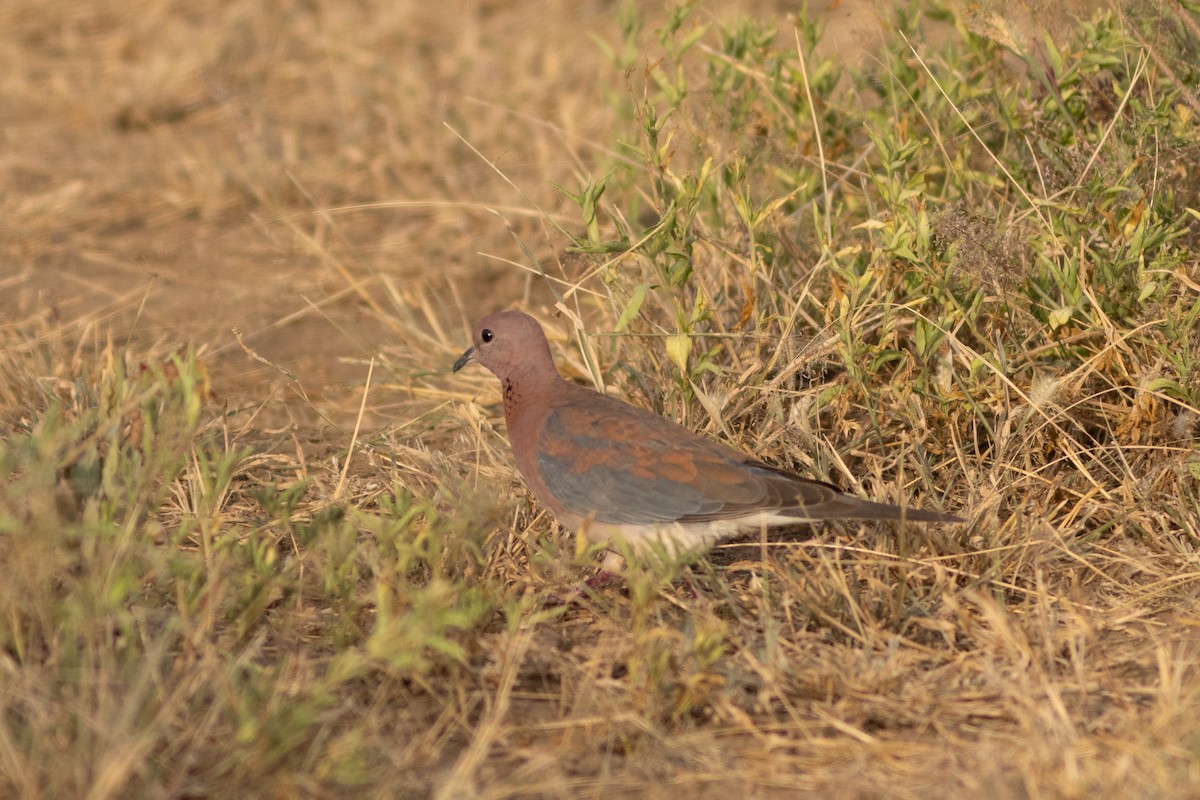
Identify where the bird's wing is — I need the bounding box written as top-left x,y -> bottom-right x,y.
534,401 -> 848,526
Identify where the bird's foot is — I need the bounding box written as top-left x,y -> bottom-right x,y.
585,569 -> 618,590
537,570 -> 619,607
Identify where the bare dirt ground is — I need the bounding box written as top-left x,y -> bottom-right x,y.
4,0 -> 635,435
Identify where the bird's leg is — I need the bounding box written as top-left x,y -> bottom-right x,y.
584,570 -> 618,590
583,551 -> 625,589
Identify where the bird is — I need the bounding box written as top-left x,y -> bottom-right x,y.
453,310 -> 963,573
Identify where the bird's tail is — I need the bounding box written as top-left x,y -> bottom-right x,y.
781,495 -> 964,524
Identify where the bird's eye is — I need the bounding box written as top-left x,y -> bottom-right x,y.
480,328 -> 494,343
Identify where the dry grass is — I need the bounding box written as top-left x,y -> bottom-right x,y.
3,0 -> 1200,798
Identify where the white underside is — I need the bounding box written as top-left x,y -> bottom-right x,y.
580,511 -> 828,572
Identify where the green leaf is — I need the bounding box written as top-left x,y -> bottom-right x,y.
914,319 -> 945,358
615,283 -> 651,331
665,334 -> 692,375
1146,378 -> 1189,402
1048,306 -> 1074,330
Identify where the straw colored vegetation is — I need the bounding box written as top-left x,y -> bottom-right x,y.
3,0 -> 1200,797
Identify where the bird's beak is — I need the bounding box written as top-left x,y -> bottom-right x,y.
452,346 -> 476,373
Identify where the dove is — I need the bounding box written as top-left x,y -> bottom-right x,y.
454,310 -> 962,572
